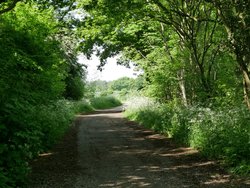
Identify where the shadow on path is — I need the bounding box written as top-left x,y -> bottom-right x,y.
75,112 -> 249,188
29,109 -> 250,188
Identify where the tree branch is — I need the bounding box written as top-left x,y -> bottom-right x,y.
0,0 -> 21,15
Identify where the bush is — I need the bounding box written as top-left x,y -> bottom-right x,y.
124,97 -> 250,175
90,96 -> 122,109
0,100 -> 93,187
187,106 -> 250,175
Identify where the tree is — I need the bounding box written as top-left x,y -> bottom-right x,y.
0,0 -> 21,15
85,80 -> 109,98
109,77 -> 134,91
206,0 -> 250,107
0,0 -> 76,15
77,0 -> 231,105
0,2 -> 86,186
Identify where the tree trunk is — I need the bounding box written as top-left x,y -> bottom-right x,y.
234,45 -> 250,108
240,61 -> 250,108
178,69 -> 188,106
211,1 -> 250,108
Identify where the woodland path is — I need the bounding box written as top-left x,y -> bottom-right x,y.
29,107 -> 249,188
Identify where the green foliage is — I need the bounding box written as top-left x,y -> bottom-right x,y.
68,100 -> 94,114
124,97 -> 165,131
0,99 -> 93,187
85,80 -> 109,98
108,77 -> 144,101
0,0 -> 20,15
125,98 -> 250,175
0,2 -> 88,187
64,60 -> 87,101
32,101 -> 74,149
90,96 -> 122,109
78,0 -> 243,105
207,0 -> 250,106
85,77 -> 144,102
0,0 -> 249,185
64,76 -> 85,100
109,77 -> 134,91
0,100 -> 78,187
188,107 -> 250,170
0,3 -> 66,105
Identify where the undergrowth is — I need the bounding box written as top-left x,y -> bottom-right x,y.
124,97 -> 250,176
0,100 -> 93,188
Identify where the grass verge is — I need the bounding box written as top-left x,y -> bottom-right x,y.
124,97 -> 250,176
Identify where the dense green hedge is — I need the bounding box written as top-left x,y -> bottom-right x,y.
124,97 -> 250,175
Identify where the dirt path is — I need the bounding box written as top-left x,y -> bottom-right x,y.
29,108 -> 250,188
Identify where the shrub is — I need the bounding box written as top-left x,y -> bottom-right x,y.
0,100 -> 93,187
187,106 -> 250,175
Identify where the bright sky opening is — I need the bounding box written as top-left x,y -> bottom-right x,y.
78,54 -> 139,81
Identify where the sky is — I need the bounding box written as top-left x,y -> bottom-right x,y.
78,54 -> 139,81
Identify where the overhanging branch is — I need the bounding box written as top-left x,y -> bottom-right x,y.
0,0 -> 21,15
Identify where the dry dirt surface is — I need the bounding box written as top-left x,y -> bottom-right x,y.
29,107 -> 250,188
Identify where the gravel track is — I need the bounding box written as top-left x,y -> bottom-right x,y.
29,107 -> 250,188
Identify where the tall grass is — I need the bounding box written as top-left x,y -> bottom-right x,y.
90,96 -> 122,109
124,97 -> 250,175
67,100 -> 94,114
